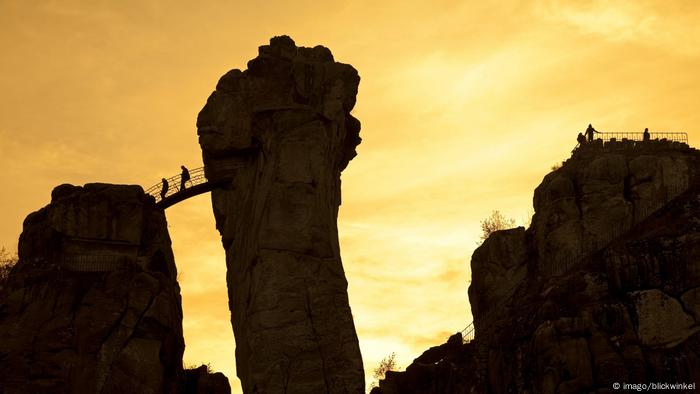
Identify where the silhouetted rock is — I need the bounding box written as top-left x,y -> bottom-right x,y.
0,184 -> 185,393
372,333 -> 480,394
468,226 -> 529,328
197,35 -> 364,393
183,365 -> 231,394
376,144 -> 700,393
531,143 -> 697,278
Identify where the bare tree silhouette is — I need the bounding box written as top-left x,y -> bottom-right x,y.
371,352 -> 398,388
479,210 -> 516,244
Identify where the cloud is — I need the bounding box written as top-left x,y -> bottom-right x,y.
2,2 -> 700,393
534,0 -> 700,56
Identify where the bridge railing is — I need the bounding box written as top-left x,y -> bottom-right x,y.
144,166 -> 207,203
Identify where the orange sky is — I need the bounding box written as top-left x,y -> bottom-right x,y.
1,1 -> 699,392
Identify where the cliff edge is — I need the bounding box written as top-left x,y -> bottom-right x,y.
0,183 -> 230,394
375,139 -> 700,393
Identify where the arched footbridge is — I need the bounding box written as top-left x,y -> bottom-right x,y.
144,166 -> 233,209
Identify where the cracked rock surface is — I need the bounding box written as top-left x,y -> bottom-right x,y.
375,142 -> 700,393
0,183 -> 195,393
197,35 -> 364,393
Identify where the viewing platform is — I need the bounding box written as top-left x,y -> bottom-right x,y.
572,131 -> 690,156
597,131 -> 687,144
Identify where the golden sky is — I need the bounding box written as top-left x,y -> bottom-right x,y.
1,1 -> 699,392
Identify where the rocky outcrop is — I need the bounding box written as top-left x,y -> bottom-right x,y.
0,183 -> 186,393
0,183 -> 232,394
183,365 -> 231,394
467,227 -> 529,331
197,35 -> 364,393
532,140 -> 697,277
376,140 -> 700,393
369,334 -> 480,394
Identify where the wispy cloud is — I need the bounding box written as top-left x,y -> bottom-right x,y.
2,1 -> 699,393
534,0 -> 700,56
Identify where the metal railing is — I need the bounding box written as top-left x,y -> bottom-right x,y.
60,254 -> 134,272
596,131 -> 687,144
571,131 -> 688,155
459,179 -> 690,344
460,322 -> 474,343
144,167 -> 207,203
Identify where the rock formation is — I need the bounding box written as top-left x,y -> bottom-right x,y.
372,333 -> 480,394
0,183 -> 231,394
197,35 -> 365,393
374,139 -> 700,393
0,184 -> 185,393
183,365 -> 232,394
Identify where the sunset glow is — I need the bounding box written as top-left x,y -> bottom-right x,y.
2,1 -> 699,391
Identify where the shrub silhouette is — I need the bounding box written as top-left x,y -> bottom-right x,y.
479,210 -> 516,243
0,247 -> 18,296
371,352 -> 398,388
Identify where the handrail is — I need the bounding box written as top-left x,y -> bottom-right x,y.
144,165 -> 238,208
144,166 -> 207,204
596,131 -> 687,143
460,322 -> 474,343
571,131 -> 688,155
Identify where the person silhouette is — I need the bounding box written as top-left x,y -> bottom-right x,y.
180,166 -> 190,191
585,124 -> 598,142
577,132 -> 586,145
643,127 -> 650,142
161,178 -> 169,200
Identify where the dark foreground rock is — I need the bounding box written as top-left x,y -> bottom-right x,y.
376,141 -> 700,393
369,333 -> 479,394
0,183 -> 229,394
183,365 -> 231,394
197,36 -> 364,393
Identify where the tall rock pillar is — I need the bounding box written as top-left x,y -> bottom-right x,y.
196,36 -> 364,393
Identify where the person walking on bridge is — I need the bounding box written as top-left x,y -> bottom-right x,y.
161,178 -> 169,200
180,166 -> 190,191
585,124 -> 599,142
643,127 -> 650,142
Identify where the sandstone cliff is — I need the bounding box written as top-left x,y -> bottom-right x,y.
197,35 -> 364,393
0,184 -> 185,393
0,183 -> 230,394
374,139 -> 700,393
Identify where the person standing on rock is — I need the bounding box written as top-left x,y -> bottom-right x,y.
179,166 -> 190,191
643,127 -> 650,142
161,178 -> 168,200
585,124 -> 599,142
